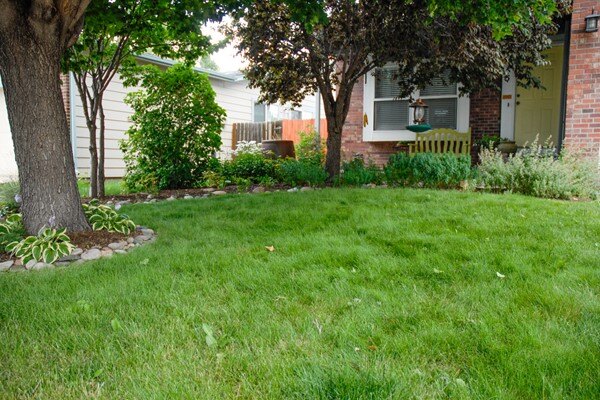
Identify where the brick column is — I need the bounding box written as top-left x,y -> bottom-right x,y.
564,0 -> 600,162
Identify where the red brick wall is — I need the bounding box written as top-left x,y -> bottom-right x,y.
340,79 -> 499,166
341,79 -> 399,166
469,87 -> 501,160
564,0 -> 600,161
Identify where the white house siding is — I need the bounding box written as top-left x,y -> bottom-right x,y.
0,87 -> 18,183
1,69 -> 319,181
73,75 -> 135,178
74,73 -> 319,178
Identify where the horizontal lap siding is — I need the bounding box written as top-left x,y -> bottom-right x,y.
72,72 -> 319,177
74,75 -> 135,178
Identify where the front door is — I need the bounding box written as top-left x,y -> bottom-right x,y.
515,45 -> 564,147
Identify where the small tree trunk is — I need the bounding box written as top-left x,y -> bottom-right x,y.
98,102 -> 106,198
88,121 -> 99,198
0,31 -> 90,234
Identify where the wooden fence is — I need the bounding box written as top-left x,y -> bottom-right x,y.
231,121 -> 283,149
281,119 -> 328,143
232,119 -> 327,149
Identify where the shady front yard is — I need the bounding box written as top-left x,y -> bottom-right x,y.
0,188 -> 598,399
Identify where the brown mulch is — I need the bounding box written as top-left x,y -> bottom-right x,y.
68,229 -> 130,251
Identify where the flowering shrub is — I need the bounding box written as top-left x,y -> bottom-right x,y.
231,141 -> 264,157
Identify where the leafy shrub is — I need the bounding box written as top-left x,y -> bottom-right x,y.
277,159 -> 328,187
478,145 -> 599,199
121,64 -> 226,191
201,170 -> 229,189
340,158 -> 384,186
295,130 -> 325,165
83,200 -> 136,234
7,228 -> 74,264
385,152 -> 472,188
0,214 -> 26,253
0,181 -> 21,217
222,153 -> 276,183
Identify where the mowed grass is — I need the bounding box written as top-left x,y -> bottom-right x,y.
77,179 -> 128,197
0,188 -> 598,399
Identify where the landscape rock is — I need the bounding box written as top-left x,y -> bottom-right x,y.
58,254 -> 81,262
115,250 -> 127,255
141,228 -> 154,236
0,260 -> 14,271
9,263 -> 26,272
147,194 -> 154,199
81,248 -> 102,261
108,241 -> 127,251
252,186 -> 266,193
14,259 -> 22,266
212,190 -> 227,196
134,235 -> 151,244
100,248 -> 114,258
25,259 -> 37,270
287,187 -> 299,192
31,262 -> 54,270
54,261 -> 72,267
202,188 -> 215,193
300,186 -> 313,192
184,194 -> 194,200
166,195 -> 177,201
71,248 -> 83,256
127,237 -> 135,244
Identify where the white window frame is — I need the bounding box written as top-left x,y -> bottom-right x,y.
363,66 -> 470,142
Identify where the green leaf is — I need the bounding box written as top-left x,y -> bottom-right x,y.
202,323 -> 217,347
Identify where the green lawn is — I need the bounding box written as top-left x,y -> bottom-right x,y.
0,189 -> 598,399
78,179 -> 128,197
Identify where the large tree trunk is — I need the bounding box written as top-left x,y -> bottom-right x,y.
325,118 -> 344,178
0,1 -> 91,234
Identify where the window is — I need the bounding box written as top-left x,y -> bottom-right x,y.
363,66 -> 469,142
253,102 -> 266,123
289,109 -> 302,120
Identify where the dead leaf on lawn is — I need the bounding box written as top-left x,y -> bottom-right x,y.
433,268 -> 443,274
368,345 -> 378,351
265,246 -> 275,252
496,272 -> 506,279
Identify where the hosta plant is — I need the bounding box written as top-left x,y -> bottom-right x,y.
0,213 -> 26,253
6,228 -> 74,264
83,200 -> 136,234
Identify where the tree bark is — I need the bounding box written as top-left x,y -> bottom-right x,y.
325,118 -> 343,178
98,101 -> 106,197
0,2 -> 91,234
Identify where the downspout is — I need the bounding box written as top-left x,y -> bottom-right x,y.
558,15 -> 572,152
69,72 -> 78,173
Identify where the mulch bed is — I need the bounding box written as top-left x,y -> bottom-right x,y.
68,230 -> 130,251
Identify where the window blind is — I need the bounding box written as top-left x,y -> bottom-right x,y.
375,68 -> 401,99
374,100 -> 409,130
425,98 -> 457,129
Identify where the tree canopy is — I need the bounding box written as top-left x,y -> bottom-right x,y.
231,0 -> 569,177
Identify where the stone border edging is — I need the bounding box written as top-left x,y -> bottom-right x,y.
0,228 -> 156,272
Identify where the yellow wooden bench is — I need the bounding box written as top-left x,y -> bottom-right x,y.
408,128 -> 472,155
